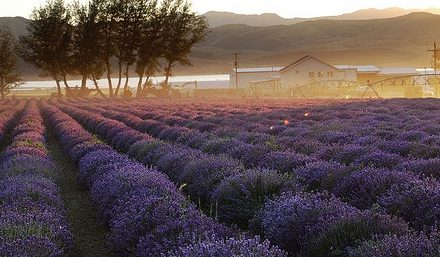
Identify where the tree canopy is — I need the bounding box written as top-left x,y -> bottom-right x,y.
20,0 -> 208,98
0,27 -> 21,99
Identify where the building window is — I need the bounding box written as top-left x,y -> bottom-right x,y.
309,72 -> 315,78
328,71 -> 333,77
318,72 -> 324,78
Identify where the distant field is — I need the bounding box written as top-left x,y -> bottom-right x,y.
2,98 -> 440,256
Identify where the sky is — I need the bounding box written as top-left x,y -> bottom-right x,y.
1,0 -> 440,18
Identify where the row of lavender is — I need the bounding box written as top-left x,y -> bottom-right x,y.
69,99 -> 430,174
80,99 -> 440,186
52,99 -> 440,256
106,99 -> 440,192
88,98 -> 440,162
62,99 -> 440,232
0,100 -> 22,144
0,101 -> 73,256
56,101 -> 286,228
40,100 -> 286,257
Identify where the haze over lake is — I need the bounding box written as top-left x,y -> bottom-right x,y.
19,74 -> 230,89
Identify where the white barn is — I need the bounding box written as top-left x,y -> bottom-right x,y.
229,55 -> 357,89
229,67 -> 283,89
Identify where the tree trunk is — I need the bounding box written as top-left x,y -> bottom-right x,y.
92,77 -> 107,98
123,63 -> 130,93
114,60 -> 123,97
136,66 -> 145,97
62,74 -> 70,89
142,75 -> 151,90
105,59 -> 113,98
81,74 -> 88,97
0,81 -> 4,100
55,80 -> 62,97
163,61 -> 173,97
142,75 -> 151,97
164,61 -> 173,88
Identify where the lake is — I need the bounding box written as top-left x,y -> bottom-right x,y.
19,74 -> 231,89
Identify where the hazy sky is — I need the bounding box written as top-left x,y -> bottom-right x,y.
1,0 -> 440,18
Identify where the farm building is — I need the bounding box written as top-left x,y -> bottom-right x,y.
334,65 -> 380,83
229,55 -> 427,97
229,55 -> 357,90
334,66 -> 420,83
378,67 -> 420,78
229,66 -> 283,90
280,56 -> 357,88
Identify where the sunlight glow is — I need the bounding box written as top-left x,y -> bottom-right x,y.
1,0 -> 440,18
191,0 -> 440,18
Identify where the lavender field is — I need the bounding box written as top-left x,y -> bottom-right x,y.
3,98 -> 440,256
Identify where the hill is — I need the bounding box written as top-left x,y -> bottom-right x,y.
193,12 -> 440,72
0,16 -> 28,37
204,7 -> 440,27
1,12 -> 440,77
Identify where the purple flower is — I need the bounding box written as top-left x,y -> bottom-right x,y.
348,232 -> 440,257
179,155 -> 244,204
294,160 -> 349,191
257,192 -> 360,254
378,178 -> 440,230
354,151 -> 402,169
168,236 -> 287,257
333,168 -> 416,209
78,150 -> 132,186
258,151 -> 315,173
397,158 -> 440,179
135,203 -> 235,257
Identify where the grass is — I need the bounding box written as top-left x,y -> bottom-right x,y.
46,130 -> 115,257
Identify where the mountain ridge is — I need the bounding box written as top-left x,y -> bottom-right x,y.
1,11 -> 439,76
204,7 -> 440,27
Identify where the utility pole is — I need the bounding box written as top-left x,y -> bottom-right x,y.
428,43 -> 439,75
234,53 -> 240,89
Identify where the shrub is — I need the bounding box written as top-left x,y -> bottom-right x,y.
179,155 -> 244,205
333,168 -> 416,209
397,158 -> 440,179
257,151 -> 314,173
78,150 -> 132,186
294,161 -> 349,191
379,178 -> 440,230
134,203 -> 235,257
212,169 -> 295,229
257,192 -> 359,254
306,211 -> 409,257
354,151 -> 402,169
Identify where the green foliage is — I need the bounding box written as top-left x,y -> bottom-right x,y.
305,213 -> 408,257
0,27 -> 21,99
161,0 -> 209,85
19,0 -> 72,95
19,0 -> 208,98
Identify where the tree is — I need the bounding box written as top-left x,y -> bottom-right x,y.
19,0 -> 73,96
71,1 -> 106,97
0,27 -> 21,99
94,0 -> 118,97
135,0 -> 164,97
113,0 -> 150,97
162,0 -> 208,89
